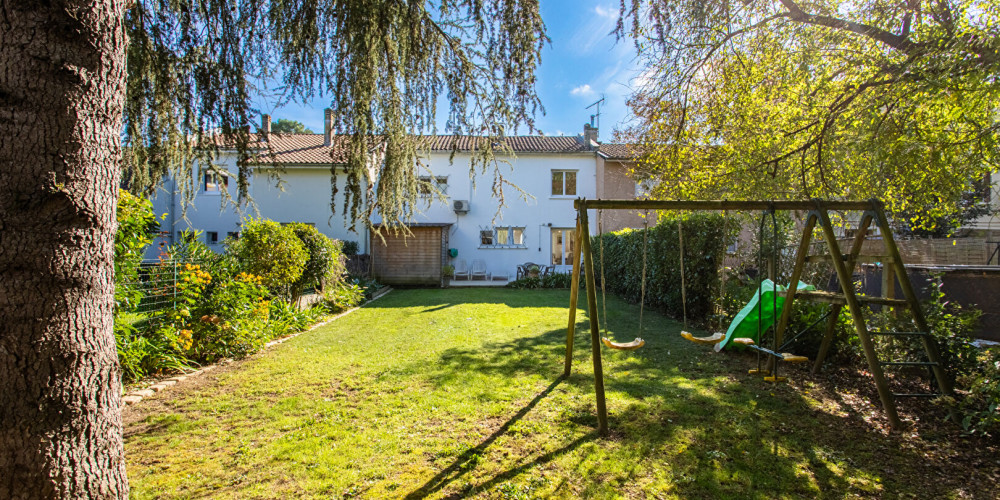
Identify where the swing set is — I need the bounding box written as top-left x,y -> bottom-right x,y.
563,198 -> 953,436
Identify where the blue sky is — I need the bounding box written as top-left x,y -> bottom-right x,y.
260,1 -> 641,143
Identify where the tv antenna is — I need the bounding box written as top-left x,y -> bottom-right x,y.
587,95 -> 606,131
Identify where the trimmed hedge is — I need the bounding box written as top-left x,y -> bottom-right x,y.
593,212 -> 729,321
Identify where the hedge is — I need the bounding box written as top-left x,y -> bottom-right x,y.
593,212 -> 729,322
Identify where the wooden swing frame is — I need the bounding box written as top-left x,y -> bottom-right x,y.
564,198 -> 953,436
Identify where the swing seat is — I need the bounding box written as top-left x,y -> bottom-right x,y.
780,353 -> 809,363
680,331 -> 724,345
601,337 -> 645,351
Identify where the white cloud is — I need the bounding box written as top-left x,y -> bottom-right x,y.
567,4 -> 619,54
594,5 -> 616,19
571,84 -> 595,97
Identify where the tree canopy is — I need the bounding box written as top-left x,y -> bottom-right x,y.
123,0 -> 547,228
619,0 -> 999,230
271,118 -> 313,135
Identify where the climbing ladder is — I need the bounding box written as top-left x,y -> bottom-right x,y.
773,200 -> 954,429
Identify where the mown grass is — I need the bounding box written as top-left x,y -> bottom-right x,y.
125,288 -> 991,498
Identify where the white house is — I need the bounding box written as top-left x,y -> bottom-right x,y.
149,111 -> 642,285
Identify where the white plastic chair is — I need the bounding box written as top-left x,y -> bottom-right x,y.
470,259 -> 488,280
453,259 -> 470,280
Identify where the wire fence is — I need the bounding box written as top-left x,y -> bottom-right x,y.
119,259 -> 183,314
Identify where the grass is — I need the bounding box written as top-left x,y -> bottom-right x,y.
125,288 -> 996,498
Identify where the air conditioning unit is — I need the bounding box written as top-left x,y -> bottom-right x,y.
453,200 -> 470,213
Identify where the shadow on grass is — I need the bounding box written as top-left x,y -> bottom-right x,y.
395,290 -> 967,497
403,378 -> 577,499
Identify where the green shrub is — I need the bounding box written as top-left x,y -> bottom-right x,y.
226,219 -> 308,297
342,240 -> 360,256
288,223 -> 345,294
322,282 -> 366,313
269,300 -> 325,337
960,346 -> 1000,436
506,273 -> 575,289
594,212 -> 730,321
114,191 -> 157,312
350,277 -> 385,301
190,271 -> 272,362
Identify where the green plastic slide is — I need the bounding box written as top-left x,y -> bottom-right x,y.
714,279 -> 816,352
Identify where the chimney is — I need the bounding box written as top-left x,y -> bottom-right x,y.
261,114 -> 271,140
324,108 -> 333,146
583,123 -> 598,149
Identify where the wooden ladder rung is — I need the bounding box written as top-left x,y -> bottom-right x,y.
803,254 -> 892,264
869,331 -> 928,337
795,290 -> 909,307
879,361 -> 939,367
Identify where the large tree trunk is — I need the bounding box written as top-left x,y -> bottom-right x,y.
0,1 -> 129,498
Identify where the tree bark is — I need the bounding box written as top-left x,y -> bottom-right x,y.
0,1 -> 129,498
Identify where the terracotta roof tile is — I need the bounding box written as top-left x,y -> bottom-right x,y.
598,143 -> 641,160
215,133 -> 629,165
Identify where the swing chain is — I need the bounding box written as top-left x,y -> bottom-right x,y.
598,209 -> 609,337
639,210 -> 649,337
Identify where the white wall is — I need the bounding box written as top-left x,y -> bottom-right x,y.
407,151 -> 598,278
149,149 -> 607,281
252,167 -> 367,251
146,158 -> 367,258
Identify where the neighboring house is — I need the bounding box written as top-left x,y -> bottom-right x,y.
149,112 -> 643,285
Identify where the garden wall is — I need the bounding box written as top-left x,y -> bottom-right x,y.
858,264 -> 1000,341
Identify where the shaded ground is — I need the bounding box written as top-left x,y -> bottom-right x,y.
124,288 -> 999,498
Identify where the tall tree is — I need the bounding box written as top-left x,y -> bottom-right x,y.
271,118 -> 314,134
619,0 -> 999,230
0,0 -> 546,497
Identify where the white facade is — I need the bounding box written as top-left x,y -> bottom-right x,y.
407,150 -> 599,277
150,132 -> 634,280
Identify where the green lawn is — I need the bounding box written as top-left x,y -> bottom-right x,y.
124,288 -> 993,498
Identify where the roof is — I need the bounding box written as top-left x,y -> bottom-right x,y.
217,133 -> 634,165
420,135 -> 591,154
597,143 -> 641,161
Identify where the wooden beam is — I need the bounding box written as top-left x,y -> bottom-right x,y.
580,207 -> 609,436
816,202 -> 901,429
564,218 -> 583,378
575,199 -> 874,212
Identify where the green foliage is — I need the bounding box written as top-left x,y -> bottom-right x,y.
622,0 -> 1000,232
227,219 -> 308,297
288,223 -> 345,294
114,191 -> 157,312
321,283 -> 366,314
270,119 -> 313,134
341,240 -> 360,256
506,273 -> 576,290
122,0 -> 547,230
442,264 -> 455,278
595,213 -> 730,321
506,277 -> 542,289
960,346 -> 1000,436
349,277 -> 385,301
190,272 -> 272,362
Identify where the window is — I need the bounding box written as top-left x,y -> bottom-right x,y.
227,231 -> 240,241
418,176 -> 448,196
551,228 -> 577,265
203,172 -> 229,193
206,231 -> 219,244
479,226 -> 526,248
551,170 -> 577,196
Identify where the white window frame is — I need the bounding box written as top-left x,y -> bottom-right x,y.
202,171 -> 229,195
551,170 -> 578,197
551,228 -> 578,265
479,226 -> 527,249
418,176 -> 449,197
